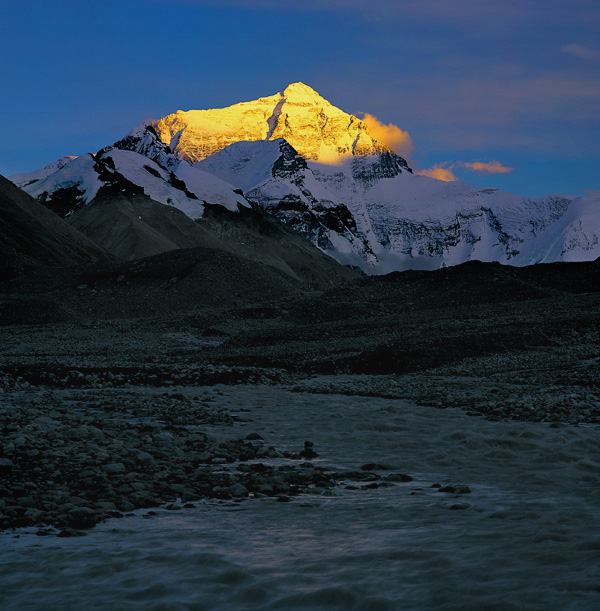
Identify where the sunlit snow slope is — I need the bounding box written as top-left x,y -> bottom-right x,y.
151,82 -> 400,165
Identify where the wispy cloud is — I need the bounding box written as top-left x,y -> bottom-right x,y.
460,160 -> 513,174
416,159 -> 514,182
562,43 -> 600,61
582,189 -> 600,198
357,107 -> 516,181
416,163 -> 458,182
358,112 -> 515,180
360,113 -> 414,160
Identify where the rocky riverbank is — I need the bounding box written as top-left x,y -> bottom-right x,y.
0,384 -> 426,535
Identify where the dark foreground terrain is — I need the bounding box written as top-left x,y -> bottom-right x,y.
1,257 -> 599,533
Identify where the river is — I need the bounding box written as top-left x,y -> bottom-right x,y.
1,384 -> 599,610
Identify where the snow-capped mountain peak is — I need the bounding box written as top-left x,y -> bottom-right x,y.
196,138 -> 600,273
8,82 -> 599,273
282,81 -> 321,97
150,82 -> 403,166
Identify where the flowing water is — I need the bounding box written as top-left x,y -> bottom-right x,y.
1,385 -> 599,610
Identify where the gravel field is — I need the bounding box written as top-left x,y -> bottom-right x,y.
2,258 -> 599,535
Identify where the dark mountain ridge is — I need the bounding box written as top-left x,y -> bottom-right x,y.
0,174 -> 110,281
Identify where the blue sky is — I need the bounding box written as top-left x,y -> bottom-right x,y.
1,0 -> 599,197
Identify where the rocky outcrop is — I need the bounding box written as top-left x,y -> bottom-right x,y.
102,124 -> 180,170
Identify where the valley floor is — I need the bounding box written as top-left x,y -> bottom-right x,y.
1,306 -> 599,533
1,276 -> 599,608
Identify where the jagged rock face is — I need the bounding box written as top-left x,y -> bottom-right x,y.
197,139 -> 600,273
197,139 -> 377,267
104,124 -> 180,170
151,82 -> 407,166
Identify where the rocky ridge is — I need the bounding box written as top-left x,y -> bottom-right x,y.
11,132 -> 250,220
0,174 -> 109,281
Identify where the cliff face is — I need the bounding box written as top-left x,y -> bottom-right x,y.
152,82 -> 405,166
